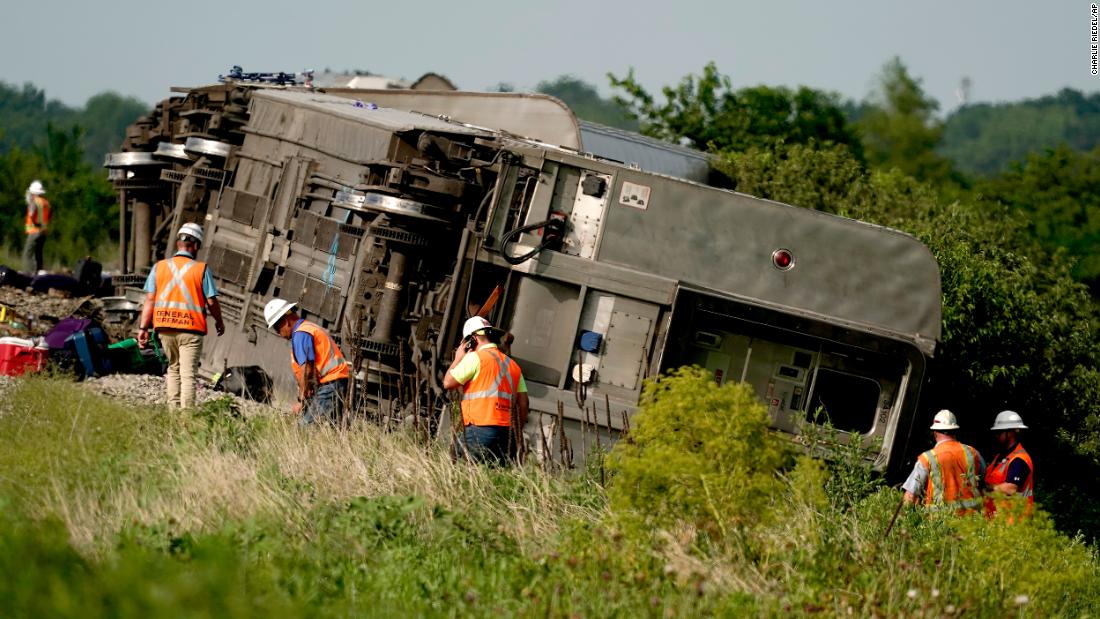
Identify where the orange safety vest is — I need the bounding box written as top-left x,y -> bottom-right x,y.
290,320 -> 350,385
460,347 -> 522,427
983,443 -> 1034,520
917,439 -> 984,514
25,196 -> 50,234
152,255 -> 208,333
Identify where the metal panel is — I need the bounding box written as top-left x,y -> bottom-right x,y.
273,157 -> 314,229
208,244 -> 252,286
295,211 -> 319,245
600,310 -> 652,390
320,89 -> 582,148
505,277 -> 582,386
562,172 -> 611,260
280,269 -> 307,300
594,169 -> 942,349
313,217 -> 340,253
224,188 -> 267,227
299,276 -> 328,316
252,90 -> 498,137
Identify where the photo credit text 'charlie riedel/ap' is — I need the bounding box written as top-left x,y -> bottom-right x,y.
1092,3 -> 1099,75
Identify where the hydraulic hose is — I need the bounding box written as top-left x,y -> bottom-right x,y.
499,218 -> 565,265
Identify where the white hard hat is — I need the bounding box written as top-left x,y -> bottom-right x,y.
991,410 -> 1028,431
177,222 -> 205,244
930,409 -> 960,431
264,298 -> 296,329
28,180 -> 45,195
461,316 -> 494,339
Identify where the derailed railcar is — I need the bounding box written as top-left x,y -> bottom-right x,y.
107,83 -> 940,477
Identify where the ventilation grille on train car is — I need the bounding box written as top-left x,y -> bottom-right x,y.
207,244 -> 252,286
222,188 -> 270,229
297,211 -> 359,260
279,269 -> 342,322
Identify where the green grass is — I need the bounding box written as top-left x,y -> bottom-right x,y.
0,241 -> 119,273
0,374 -> 1097,618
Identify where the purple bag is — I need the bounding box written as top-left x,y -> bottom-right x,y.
44,317 -> 92,350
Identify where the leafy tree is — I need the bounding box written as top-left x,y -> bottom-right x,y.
717,141 -> 867,214
857,57 -> 956,183
608,62 -> 862,159
535,75 -> 637,130
0,81 -> 148,168
941,88 -> 1100,177
0,82 -> 77,153
979,145 -> 1100,293
78,92 -> 149,168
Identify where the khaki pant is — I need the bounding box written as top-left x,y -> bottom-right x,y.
159,330 -> 203,409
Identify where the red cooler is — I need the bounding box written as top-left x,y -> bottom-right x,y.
0,337 -> 48,376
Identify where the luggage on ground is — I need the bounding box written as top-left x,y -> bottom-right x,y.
65,326 -> 111,378
74,258 -> 103,295
45,317 -> 111,378
108,336 -> 166,375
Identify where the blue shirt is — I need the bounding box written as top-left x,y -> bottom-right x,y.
1005,459 -> 1031,486
143,251 -> 219,298
291,319 -> 316,365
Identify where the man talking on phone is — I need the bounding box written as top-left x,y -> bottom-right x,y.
442,316 -> 529,465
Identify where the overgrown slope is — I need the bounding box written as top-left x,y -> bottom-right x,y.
0,374 -> 1096,617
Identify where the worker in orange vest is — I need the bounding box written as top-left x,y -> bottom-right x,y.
264,298 -> 350,425
442,316 -> 529,465
23,180 -> 50,273
984,410 -> 1034,520
137,223 -> 226,409
902,409 -> 985,514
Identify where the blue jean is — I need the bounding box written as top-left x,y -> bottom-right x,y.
452,424 -> 515,466
300,379 -> 348,426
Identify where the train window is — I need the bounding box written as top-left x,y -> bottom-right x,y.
806,369 -> 880,434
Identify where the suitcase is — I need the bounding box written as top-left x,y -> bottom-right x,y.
64,326 -> 112,378
45,317 -> 93,350
74,258 -> 103,294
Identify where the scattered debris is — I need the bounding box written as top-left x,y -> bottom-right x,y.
0,286 -> 108,338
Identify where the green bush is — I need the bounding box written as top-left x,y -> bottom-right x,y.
606,367 -> 789,538
944,511 -> 1100,615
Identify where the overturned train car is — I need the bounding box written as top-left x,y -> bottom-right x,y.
106,83 -> 941,476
